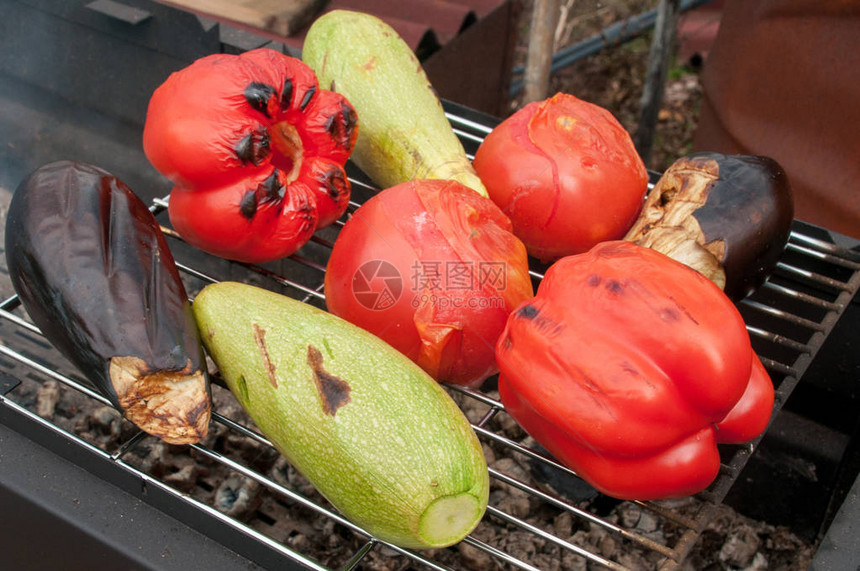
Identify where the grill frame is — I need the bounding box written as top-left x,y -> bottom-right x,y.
1,107 -> 859,571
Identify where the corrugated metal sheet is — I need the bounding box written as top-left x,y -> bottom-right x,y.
280,0 -> 520,117
154,0 -> 519,115
282,0 -> 508,57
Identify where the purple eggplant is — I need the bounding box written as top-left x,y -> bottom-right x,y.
5,161 -> 210,444
624,152 -> 794,300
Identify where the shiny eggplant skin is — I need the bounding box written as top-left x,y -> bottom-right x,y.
5,161 -> 211,444
624,152 -> 794,301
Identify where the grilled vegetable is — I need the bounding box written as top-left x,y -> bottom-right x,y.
496,241 -> 774,500
302,10 -> 488,197
143,48 -> 358,264
624,152 -> 794,300
324,179 -> 533,388
5,161 -> 210,444
192,281 -> 489,549
473,92 -> 649,262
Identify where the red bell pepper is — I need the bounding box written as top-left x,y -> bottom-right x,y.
143,48 -> 358,263
495,241 -> 774,500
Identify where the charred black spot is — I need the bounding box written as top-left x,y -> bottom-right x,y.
658,187 -> 678,207
187,394 -> 211,425
515,304 -> 563,336
253,324 -> 278,388
297,194 -> 316,226
324,102 -> 358,149
239,190 -> 258,219
259,170 -> 284,201
344,103 -> 357,133
586,274 -> 602,287
665,296 -> 700,325
234,128 -> 271,166
244,82 -> 277,117
605,279 -> 624,294
660,307 -> 681,322
235,133 -> 254,163
517,304 -> 539,319
307,344 -> 351,416
280,77 -> 294,110
320,167 -> 347,199
299,85 -> 316,112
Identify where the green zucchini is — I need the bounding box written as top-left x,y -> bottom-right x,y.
192,282 -> 488,548
302,9 -> 488,197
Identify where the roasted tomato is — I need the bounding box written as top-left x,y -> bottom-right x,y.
324,179 -> 534,388
473,92 -> 648,262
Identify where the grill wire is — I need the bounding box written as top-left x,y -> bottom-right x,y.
1,111 -> 859,570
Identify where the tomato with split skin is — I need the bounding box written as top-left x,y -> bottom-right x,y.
473,92 -> 648,262
324,179 -> 534,388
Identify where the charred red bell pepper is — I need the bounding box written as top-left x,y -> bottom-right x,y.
143,48 -> 358,263
495,241 -> 774,500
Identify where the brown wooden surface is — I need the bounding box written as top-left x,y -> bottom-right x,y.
154,0 -> 328,37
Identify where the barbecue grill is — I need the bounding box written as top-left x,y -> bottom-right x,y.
1,2 -> 859,570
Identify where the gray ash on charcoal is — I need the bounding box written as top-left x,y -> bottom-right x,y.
6,369 -> 816,570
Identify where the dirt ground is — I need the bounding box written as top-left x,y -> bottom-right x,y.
511,0 -> 704,173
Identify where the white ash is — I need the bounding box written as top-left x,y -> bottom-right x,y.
35,379 -> 60,418
5,367 -> 817,570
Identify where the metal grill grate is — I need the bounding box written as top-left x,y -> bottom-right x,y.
1,110 -> 859,570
